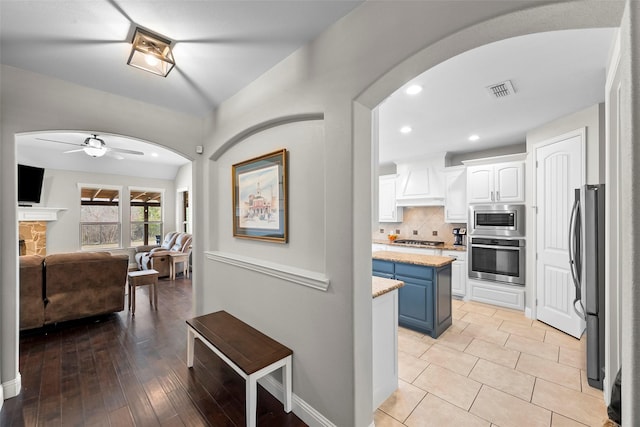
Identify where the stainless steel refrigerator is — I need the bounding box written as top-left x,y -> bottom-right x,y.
569,184 -> 605,389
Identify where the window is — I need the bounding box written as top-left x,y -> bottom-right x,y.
80,186 -> 121,250
130,190 -> 163,246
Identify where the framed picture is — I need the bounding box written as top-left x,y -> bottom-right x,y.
232,149 -> 288,242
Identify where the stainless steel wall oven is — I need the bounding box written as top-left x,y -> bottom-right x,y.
469,237 -> 525,285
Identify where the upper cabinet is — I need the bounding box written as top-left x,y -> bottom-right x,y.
379,175 -> 403,223
465,156 -> 525,204
443,166 -> 467,223
395,155 -> 446,207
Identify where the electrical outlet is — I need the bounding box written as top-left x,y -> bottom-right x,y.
413,230 -> 418,235
432,230 -> 438,236
395,229 -> 400,234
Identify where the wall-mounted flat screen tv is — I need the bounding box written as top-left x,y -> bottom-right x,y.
18,164 -> 45,206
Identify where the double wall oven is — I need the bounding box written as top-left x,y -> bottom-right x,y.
468,204 -> 525,286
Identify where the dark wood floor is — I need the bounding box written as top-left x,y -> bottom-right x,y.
1,276 -> 306,427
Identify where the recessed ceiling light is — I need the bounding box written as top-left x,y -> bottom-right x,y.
151,152 -> 159,157
468,134 -> 480,141
400,126 -> 412,134
405,85 -> 423,95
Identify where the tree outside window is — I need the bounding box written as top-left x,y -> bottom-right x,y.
130,190 -> 163,246
80,187 -> 121,250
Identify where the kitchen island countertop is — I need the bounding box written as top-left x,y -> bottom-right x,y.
373,251 -> 455,268
372,276 -> 404,298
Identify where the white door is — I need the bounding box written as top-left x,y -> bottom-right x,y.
535,131 -> 584,338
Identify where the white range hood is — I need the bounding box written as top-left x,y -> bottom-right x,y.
394,153 -> 446,207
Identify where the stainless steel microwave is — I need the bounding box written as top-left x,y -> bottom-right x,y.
469,204 -> 525,237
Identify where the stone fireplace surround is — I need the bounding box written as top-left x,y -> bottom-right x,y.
17,207 -> 66,256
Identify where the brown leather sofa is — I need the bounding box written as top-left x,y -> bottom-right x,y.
19,252 -> 129,330
135,232 -> 192,277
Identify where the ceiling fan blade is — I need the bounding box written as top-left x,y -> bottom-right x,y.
106,151 -> 124,160
36,137 -> 84,147
63,149 -> 85,154
108,147 -> 144,156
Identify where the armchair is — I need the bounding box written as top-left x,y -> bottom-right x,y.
135,231 -> 178,271
136,232 -> 192,278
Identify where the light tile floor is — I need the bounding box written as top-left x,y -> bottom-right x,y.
376,300 -> 611,427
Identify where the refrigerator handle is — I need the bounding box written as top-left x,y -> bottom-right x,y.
568,197 -> 584,318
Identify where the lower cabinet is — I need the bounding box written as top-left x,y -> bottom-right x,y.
443,250 -> 467,298
373,259 -> 452,338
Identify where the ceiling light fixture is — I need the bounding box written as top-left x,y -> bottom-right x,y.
83,137 -> 107,157
405,85 -> 423,95
127,27 -> 175,77
468,134 -> 480,141
400,126 -> 412,134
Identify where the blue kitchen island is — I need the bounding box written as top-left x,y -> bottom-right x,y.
372,251 -> 453,338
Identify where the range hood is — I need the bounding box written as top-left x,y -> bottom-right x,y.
394,154 -> 446,207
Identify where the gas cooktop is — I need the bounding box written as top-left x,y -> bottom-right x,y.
393,239 -> 445,247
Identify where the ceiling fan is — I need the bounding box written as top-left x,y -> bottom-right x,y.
36,134 -> 145,158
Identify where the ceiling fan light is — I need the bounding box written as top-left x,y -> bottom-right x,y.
83,146 -> 106,157
127,27 -> 175,77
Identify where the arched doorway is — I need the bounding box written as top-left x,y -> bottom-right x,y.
353,2 -> 626,425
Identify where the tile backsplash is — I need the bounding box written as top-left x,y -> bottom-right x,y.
374,206 -> 466,246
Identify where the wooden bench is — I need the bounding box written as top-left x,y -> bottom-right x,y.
186,311 -> 293,427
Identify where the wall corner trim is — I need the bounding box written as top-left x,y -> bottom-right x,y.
259,375 -> 337,427
210,112 -> 324,161
2,373 -> 22,400
205,251 -> 330,291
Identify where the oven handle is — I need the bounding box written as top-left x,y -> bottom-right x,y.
470,244 -> 522,250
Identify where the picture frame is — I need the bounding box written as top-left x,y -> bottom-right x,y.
232,149 -> 288,242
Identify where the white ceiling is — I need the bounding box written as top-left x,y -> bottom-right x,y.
0,0 -> 363,117
2,3 -> 617,175
16,132 -> 189,180
378,28 -> 617,165
2,0 -> 363,177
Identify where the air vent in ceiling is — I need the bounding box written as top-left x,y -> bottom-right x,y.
486,80 -> 516,98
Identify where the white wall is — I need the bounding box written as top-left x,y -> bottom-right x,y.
175,162 -> 192,233
1,1 -> 634,425
34,168 -> 176,257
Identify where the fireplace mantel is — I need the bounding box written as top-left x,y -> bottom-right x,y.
18,207 -> 67,222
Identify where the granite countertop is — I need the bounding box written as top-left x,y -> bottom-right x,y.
373,251 -> 455,268
372,276 -> 404,298
372,239 -> 466,252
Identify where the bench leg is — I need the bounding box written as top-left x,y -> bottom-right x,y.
246,376 -> 257,427
283,355 -> 292,413
187,328 -> 195,368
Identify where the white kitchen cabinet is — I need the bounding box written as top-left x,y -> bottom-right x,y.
443,249 -> 467,298
444,166 -> 467,223
467,161 -> 525,204
379,175 -> 403,222
372,243 -> 389,252
467,278 -> 525,310
390,246 -> 439,256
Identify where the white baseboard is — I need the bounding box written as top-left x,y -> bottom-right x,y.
3,373 -> 21,399
525,307 -> 533,319
258,375 -> 336,427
